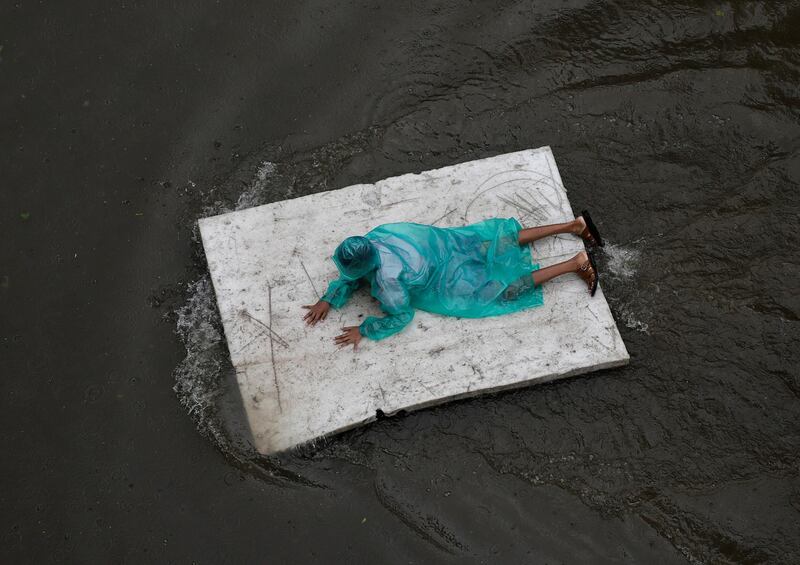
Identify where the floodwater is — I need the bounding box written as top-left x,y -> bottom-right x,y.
3,0 -> 799,562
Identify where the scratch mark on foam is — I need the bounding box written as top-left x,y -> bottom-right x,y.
430,206 -> 456,226
590,334 -> 614,352
240,310 -> 290,348
382,196 -> 420,209
585,302 -> 602,324
267,284 -> 283,412
299,259 -> 321,300
233,332 -> 266,356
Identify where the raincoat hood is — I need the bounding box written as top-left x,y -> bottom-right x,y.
332,236 -> 379,281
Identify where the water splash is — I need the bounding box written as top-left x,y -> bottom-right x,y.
172,275 -> 226,434
604,242 -> 641,280
601,241 -> 651,334
174,161 -> 281,445
235,161 -> 277,211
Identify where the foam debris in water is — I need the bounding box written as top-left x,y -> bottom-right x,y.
198,147 -> 629,454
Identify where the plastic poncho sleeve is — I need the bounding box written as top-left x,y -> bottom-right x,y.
320,278 -> 360,309
359,276 -> 415,341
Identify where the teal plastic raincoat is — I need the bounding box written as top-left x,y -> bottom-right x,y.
321,218 -> 543,341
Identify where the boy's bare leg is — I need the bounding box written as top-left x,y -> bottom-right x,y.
518,216 -> 592,245
532,251 -> 596,291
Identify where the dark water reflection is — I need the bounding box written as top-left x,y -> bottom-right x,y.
4,0 -> 799,562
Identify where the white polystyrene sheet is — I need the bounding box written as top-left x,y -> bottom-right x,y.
199,147 -> 629,454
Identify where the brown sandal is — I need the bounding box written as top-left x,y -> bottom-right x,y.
577,252 -> 599,297
578,210 -> 604,247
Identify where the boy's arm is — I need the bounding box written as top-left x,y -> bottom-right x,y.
358,276 -> 414,341
321,278 -> 360,309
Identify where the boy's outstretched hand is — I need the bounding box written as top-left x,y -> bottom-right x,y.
335,326 -> 362,350
302,300 -> 331,325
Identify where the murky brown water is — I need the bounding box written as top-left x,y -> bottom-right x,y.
3,0 -> 799,562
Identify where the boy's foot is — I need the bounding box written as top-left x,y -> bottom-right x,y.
573,216 -> 595,245
575,251 -> 598,296
573,210 -> 604,247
